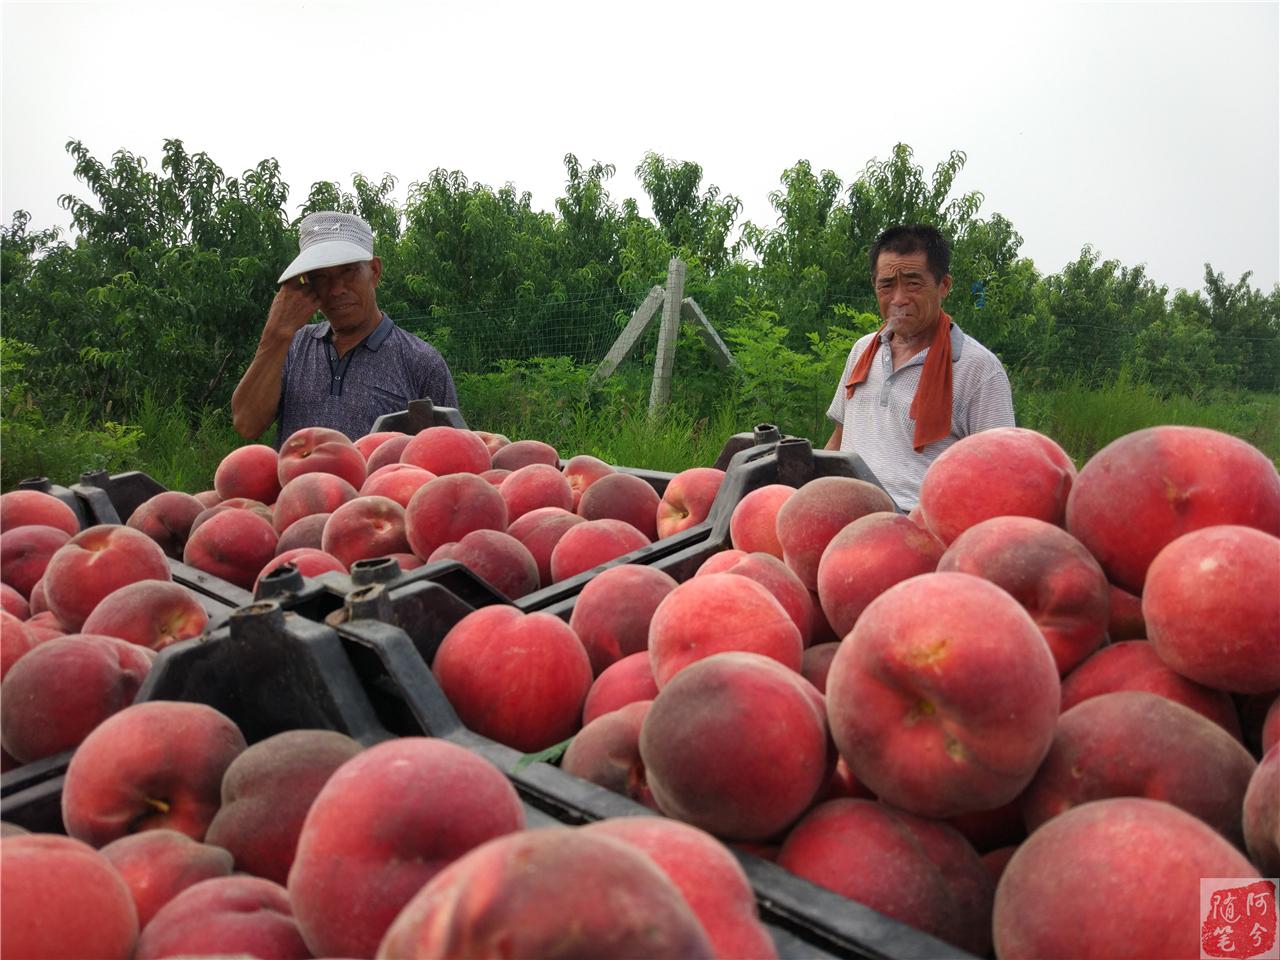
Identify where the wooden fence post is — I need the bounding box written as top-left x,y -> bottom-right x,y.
649,258 -> 686,415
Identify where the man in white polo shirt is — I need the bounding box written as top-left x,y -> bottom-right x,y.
825,224 -> 1015,511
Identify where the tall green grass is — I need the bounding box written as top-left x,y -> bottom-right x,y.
1014,375 -> 1280,466
1,392 -> 242,493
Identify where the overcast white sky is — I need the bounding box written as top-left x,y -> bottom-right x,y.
3,0 -> 1277,295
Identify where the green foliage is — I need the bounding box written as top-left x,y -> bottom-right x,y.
723,298 -> 878,439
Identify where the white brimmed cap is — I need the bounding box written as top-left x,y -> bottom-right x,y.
278,211 -> 375,283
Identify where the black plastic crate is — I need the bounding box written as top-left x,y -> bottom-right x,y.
370,397 -> 469,433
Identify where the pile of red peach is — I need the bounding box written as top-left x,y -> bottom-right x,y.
2,702 -> 774,958
461,423 -> 1279,958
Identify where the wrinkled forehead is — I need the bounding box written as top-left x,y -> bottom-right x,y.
873,249 -> 932,280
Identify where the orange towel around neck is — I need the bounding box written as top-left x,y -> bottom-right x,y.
844,310 -> 953,452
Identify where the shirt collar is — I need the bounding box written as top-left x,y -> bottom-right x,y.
308,313 -> 394,351
876,319 -> 966,362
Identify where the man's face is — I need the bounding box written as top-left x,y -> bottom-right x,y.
307,258 -> 382,333
873,250 -> 952,341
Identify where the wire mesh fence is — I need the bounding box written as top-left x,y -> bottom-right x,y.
395,276 -> 1279,397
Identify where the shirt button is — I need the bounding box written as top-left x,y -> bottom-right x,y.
335,376 -> 342,380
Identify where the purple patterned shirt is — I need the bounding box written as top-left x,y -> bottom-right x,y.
275,314 -> 457,447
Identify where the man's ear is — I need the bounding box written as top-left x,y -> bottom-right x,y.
939,273 -> 953,300
369,256 -> 383,287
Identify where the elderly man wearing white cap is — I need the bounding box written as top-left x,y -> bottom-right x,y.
231,211 -> 457,444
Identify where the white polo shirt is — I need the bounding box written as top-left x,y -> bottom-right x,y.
826,322 -> 1015,511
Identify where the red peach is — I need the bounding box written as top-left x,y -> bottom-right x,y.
938,516 -> 1109,675
583,816 -> 778,960
507,506 -> 586,587
563,454 -> 616,511
1065,425 -> 1280,593
729,483 -> 795,558
500,462 -> 573,521
100,829 -> 234,928
277,426 -> 366,489
288,737 -> 525,959
134,875 -> 310,960
274,512 -> 330,554
364,433 -> 414,473
695,551 -> 816,647
1061,640 -> 1243,740
205,729 -> 363,885
405,473 -> 508,561
193,489 -> 221,508
778,798 -> 993,956
1264,697 -> 1280,755
0,489 -> 80,536
491,438 -> 559,470
0,633 -> 154,762
561,700 -> 658,810
473,430 -> 511,457
480,468 -> 511,486
826,572 -> 1060,818
0,609 -> 37,677
656,467 -> 725,538
125,491 -> 204,561
1106,581 -> 1145,640
776,476 -> 896,590
433,605 -> 593,751
648,573 -> 803,688
353,430 -> 402,462
61,700 -> 247,847
981,846 -> 1018,887
697,549 -> 749,574
23,609 -> 66,643
81,580 -> 208,651
1,524 -> 71,599
993,798 -> 1260,959
0,833 -> 139,960
578,472 -> 661,541
44,525 -> 171,631
1143,525 -> 1280,693
1243,746 -> 1279,876
918,427 -> 1077,544
549,518 -> 650,582
272,471 -> 358,534
399,426 -> 491,476
26,576 -> 48,615
1020,691 -> 1257,847
189,502 -> 265,538
321,495 -> 411,570
640,651 -> 829,840
428,529 -> 540,600
1,582 -> 29,619
801,641 -> 841,694
377,828 -> 714,960
183,508 -> 279,590
213,443 -> 282,505
569,564 -> 679,675
582,650 -> 661,726
816,511 -> 945,640
359,463 -> 436,507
